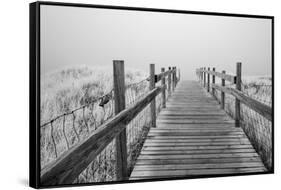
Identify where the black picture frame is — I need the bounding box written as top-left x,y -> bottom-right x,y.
30,1 -> 274,188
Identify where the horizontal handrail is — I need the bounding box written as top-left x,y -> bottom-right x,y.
150,68 -> 176,83
41,86 -> 164,185
212,84 -> 272,121
197,68 -> 236,83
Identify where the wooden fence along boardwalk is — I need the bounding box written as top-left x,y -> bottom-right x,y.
130,81 -> 266,179
41,61 -> 271,185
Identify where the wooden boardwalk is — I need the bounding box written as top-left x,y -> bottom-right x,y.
130,81 -> 267,180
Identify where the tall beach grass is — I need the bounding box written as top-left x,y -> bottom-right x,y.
40,65 -> 150,183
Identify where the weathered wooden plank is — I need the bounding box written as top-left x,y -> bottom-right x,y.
159,111 -> 228,115
156,120 -> 235,124
152,125 -> 236,128
168,96 -> 216,99
166,98 -> 218,101
168,99 -> 215,104
167,101 -> 219,103
157,119 -> 235,124
166,100 -> 219,102
143,140 -> 251,146
157,116 -> 232,120
159,112 -> 228,116
147,135 -> 247,139
168,98 -> 217,101
147,132 -> 245,137
156,122 -> 236,127
144,141 -> 251,145
149,129 -> 244,133
150,125 -> 237,129
160,109 -> 226,112
153,127 -> 237,130
130,167 -> 266,178
149,128 -> 242,132
157,117 -> 234,120
143,141 -> 251,147
142,145 -> 254,151
164,105 -> 223,108
166,104 -> 221,107
148,125 -> 240,132
157,115 -> 233,119
150,129 -> 240,133
164,104 -> 219,109
141,149 -> 255,155
166,106 -> 222,109
41,86 -> 163,185
144,138 -> 249,143
133,162 -> 264,171
135,157 -> 262,165
159,115 -> 232,120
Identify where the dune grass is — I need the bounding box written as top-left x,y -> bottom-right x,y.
40,65 -> 150,183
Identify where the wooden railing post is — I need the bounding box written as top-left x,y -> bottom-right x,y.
161,67 -> 166,108
212,67 -> 215,95
174,67 -> 176,88
174,66 -> 177,87
202,68 -> 204,85
221,70 -> 226,109
198,68 -> 200,83
203,67 -> 206,88
150,64 -> 156,128
172,67 -> 175,91
200,68 -> 203,84
201,67 -> 204,85
113,60 -> 128,180
178,68 -> 181,83
235,62 -> 242,127
207,67 -> 210,92
168,67 -> 171,97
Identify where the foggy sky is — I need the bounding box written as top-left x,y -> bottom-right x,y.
41,5 -> 272,80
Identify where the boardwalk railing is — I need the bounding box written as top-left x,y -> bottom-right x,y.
41,61 -> 179,185
196,62 -> 272,169
196,63 -> 272,124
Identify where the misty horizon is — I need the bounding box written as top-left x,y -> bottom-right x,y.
41,5 -> 272,80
